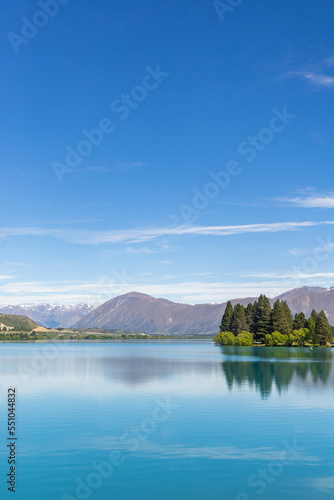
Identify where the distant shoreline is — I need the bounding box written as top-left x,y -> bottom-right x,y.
0,338 -> 215,344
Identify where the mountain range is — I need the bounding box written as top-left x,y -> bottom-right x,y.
1,286 -> 334,333
74,286 -> 334,335
0,304 -> 95,329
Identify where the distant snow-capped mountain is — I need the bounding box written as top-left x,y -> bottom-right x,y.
0,304 -> 96,328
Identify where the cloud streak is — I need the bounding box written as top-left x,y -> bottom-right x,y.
241,272 -> 334,280
283,58 -> 334,88
0,221 -> 333,246
296,71 -> 334,88
125,247 -> 156,255
0,277 -> 333,305
285,196 -> 334,208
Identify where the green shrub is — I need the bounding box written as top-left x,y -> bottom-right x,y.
290,328 -> 312,346
235,331 -> 253,346
285,334 -> 295,346
264,334 -> 272,345
214,331 -> 235,346
265,331 -> 288,346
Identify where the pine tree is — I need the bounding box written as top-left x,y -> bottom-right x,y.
294,312 -> 307,330
314,310 -> 333,345
245,303 -> 254,330
282,301 -> 294,335
308,316 -> 316,341
220,301 -> 233,332
253,295 -> 272,341
270,300 -> 293,335
231,304 -> 248,335
307,309 -> 318,333
271,299 -> 284,333
249,300 -> 258,333
310,309 -> 318,323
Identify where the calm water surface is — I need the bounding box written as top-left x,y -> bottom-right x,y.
0,343 -> 333,499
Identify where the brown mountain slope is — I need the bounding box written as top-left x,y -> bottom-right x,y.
74,287 -> 334,334
73,291 -> 259,334
277,287 -> 334,320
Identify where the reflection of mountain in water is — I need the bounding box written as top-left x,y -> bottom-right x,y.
0,353 -> 223,387
221,347 -> 333,399
0,346 -> 332,397
91,356 -> 223,386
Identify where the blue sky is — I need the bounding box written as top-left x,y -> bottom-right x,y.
1,0 -> 334,305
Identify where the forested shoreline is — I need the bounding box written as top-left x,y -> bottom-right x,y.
214,295 -> 333,347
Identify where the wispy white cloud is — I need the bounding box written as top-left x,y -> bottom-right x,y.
289,248 -> 303,256
283,57 -> 334,88
275,189 -> 334,208
0,277 -> 332,305
307,477 -> 334,493
241,271 -> 334,280
1,221 -> 333,245
287,196 -> 334,208
125,247 -> 156,255
298,71 -> 334,88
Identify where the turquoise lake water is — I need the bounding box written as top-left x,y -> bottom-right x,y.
0,342 -> 334,499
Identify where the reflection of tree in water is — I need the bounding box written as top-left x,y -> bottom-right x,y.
221,347 -> 333,399
295,362 -> 308,381
273,362 -> 294,394
309,360 -> 332,384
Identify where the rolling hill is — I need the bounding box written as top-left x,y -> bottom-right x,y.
0,314 -> 42,331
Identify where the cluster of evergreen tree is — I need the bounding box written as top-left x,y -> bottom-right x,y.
218,295 -> 333,346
